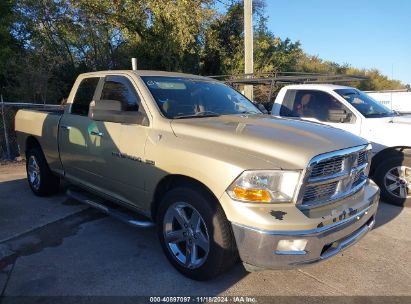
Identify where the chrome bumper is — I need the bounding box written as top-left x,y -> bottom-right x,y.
231,188 -> 379,270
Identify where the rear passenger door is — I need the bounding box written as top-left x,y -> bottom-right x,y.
59,76 -> 104,186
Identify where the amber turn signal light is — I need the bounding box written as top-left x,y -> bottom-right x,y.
232,187 -> 271,202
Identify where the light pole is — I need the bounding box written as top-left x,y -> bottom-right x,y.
244,0 -> 253,100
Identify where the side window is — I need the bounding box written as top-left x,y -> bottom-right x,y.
280,90 -> 299,117
71,77 -> 100,116
281,89 -> 353,123
100,76 -> 142,112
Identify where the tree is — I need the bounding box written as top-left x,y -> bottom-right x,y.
9,0 -> 214,102
0,0 -> 20,96
1,0 -> 406,103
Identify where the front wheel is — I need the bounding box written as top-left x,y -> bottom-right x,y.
157,187 -> 238,280
374,155 -> 411,206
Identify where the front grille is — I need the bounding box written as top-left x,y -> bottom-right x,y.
300,145 -> 370,208
310,156 -> 344,178
358,150 -> 367,166
303,181 -> 339,202
352,169 -> 366,187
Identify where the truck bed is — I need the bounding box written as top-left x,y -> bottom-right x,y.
15,109 -> 64,172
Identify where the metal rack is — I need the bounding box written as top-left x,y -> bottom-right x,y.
209,72 -> 369,103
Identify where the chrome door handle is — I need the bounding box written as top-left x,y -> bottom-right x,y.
60,125 -> 71,130
90,131 -> 104,137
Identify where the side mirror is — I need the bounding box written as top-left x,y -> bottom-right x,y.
89,100 -> 149,126
255,103 -> 269,114
328,109 -> 351,123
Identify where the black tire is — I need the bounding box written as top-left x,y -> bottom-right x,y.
374,154 -> 411,206
26,147 -> 60,196
157,186 -> 238,280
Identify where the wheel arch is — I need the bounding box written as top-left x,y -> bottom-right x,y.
151,174 -> 221,222
370,146 -> 411,176
25,136 -> 42,156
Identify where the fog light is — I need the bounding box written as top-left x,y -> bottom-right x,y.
276,239 -> 308,255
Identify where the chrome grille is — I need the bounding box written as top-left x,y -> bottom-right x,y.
310,156 -> 344,178
358,150 -> 367,166
352,169 -> 366,187
303,181 -> 338,202
299,145 -> 371,208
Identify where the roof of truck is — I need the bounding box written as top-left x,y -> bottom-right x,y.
282,83 -> 354,90
80,70 -> 211,80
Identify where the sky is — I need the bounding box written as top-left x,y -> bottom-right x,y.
264,0 -> 411,85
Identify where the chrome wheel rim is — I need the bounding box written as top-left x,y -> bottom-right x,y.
384,166 -> 411,199
28,155 -> 41,190
163,202 -> 210,269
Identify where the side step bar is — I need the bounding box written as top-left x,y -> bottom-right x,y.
67,188 -> 155,228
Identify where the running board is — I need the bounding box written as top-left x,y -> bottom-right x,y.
67,188 -> 155,228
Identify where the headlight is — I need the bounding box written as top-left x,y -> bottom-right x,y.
227,170 -> 301,203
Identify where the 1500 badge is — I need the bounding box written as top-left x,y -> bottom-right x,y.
112,151 -> 155,165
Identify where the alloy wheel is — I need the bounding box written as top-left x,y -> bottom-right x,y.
28,155 -> 41,190
163,202 -> 210,269
384,166 -> 411,199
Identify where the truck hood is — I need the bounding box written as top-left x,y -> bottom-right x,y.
392,115 -> 411,124
366,115 -> 411,125
170,114 -> 367,169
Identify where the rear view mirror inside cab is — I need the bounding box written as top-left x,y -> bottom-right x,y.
88,100 -> 149,126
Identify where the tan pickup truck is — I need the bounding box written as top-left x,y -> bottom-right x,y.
15,70 -> 380,280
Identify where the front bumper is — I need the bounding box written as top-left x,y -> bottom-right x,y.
231,183 -> 380,270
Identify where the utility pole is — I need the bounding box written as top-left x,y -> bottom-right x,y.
244,0 -> 253,100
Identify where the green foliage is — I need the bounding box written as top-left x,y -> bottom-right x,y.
295,55 -> 404,90
0,0 -> 20,93
0,0 -> 406,103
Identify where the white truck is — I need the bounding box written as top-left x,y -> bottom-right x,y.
272,84 -> 411,206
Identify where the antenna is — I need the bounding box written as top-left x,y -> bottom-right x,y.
131,58 -> 137,71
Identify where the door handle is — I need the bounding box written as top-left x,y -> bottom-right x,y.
60,125 -> 71,130
90,130 -> 104,137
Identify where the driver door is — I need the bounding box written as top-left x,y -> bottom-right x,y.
89,75 -> 149,210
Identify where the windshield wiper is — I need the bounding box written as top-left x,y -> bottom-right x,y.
239,110 -> 261,114
366,112 -> 393,117
173,113 -> 221,119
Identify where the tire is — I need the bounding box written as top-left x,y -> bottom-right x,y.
374,154 -> 411,206
157,186 -> 238,280
26,147 -> 60,196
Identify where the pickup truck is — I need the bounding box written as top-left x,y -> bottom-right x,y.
15,71 -> 379,280
272,84 -> 411,206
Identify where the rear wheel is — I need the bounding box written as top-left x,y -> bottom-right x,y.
157,187 -> 238,280
26,147 -> 60,196
374,155 -> 411,206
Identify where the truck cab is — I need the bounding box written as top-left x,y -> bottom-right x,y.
272,84 -> 411,205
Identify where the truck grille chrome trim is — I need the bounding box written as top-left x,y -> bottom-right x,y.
310,156 -> 344,178
298,145 -> 371,208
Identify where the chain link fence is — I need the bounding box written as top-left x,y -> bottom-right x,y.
0,101 -> 62,161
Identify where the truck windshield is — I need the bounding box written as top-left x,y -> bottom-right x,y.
335,88 -> 395,118
141,76 -> 261,119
